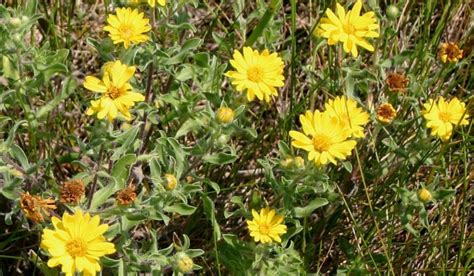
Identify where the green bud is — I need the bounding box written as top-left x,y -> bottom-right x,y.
386,5 -> 400,21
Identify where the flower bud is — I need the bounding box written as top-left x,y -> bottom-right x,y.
294,156 -> 305,168
165,174 -> 177,190
216,107 -> 234,124
9,17 -> 21,27
386,5 -> 399,21
417,188 -> 432,203
175,252 -> 194,273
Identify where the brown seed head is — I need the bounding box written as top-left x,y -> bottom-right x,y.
439,42 -> 463,63
20,192 -> 56,223
116,186 -> 137,206
60,179 -> 85,204
377,103 -> 397,123
385,72 -> 409,93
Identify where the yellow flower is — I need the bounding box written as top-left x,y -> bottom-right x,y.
216,107 -> 235,124
40,210 -> 116,276
324,96 -> 369,138
150,0 -> 166,7
290,110 -> 356,166
417,188 -> 432,203
377,103 -> 397,123
165,174 -> 178,190
422,97 -> 469,141
103,7 -> 151,49
84,60 -> 145,121
247,208 -> 287,244
439,42 -> 463,63
316,0 -> 379,57
225,47 -> 285,103
130,0 -> 166,7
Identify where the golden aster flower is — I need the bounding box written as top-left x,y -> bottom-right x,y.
20,192 -> 56,223
103,7 -> 151,49
385,72 -> 409,93
84,60 -> 145,121
216,106 -> 235,124
439,42 -> 463,63
130,0 -> 166,7
247,208 -> 287,244
324,96 -> 369,138
422,97 -> 469,141
290,110 -> 357,166
316,0 -> 379,57
40,210 -> 116,276
377,103 -> 397,123
116,186 -> 137,206
164,174 -> 178,190
225,47 -> 285,103
60,179 -> 85,205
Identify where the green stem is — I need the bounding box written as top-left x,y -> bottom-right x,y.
245,0 -> 280,46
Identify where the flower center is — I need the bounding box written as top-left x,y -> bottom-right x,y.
445,45 -> 459,58
119,25 -> 133,39
377,105 -> 396,119
343,22 -> 356,35
106,86 -> 121,99
259,224 -> 270,235
312,134 -> 331,152
247,66 -> 264,82
438,111 -> 452,122
66,238 -> 87,257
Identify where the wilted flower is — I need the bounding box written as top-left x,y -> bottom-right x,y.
60,179 -> 85,205
116,186 -> 137,206
41,210 -> 116,276
216,107 -> 235,124
165,174 -> 178,190
422,97 -> 469,141
417,188 -> 432,203
377,103 -> 397,123
225,47 -> 285,103
103,7 -> 151,49
439,42 -> 463,63
385,72 -> 409,93
247,208 -> 287,244
316,0 -> 379,57
84,61 -> 145,121
20,192 -> 56,223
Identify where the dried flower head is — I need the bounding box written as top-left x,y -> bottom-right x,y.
377,103 -> 397,123
385,72 -> 409,93
116,186 -> 137,206
20,192 -> 56,223
60,179 -> 85,205
439,42 -> 463,63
